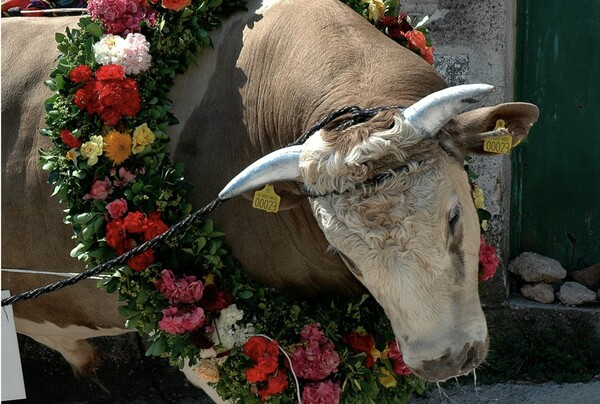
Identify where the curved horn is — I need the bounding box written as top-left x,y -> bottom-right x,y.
403,84 -> 495,136
218,145 -> 304,200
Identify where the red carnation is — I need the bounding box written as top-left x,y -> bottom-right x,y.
244,337 -> 280,383
479,236 -> 499,281
123,211 -> 148,234
387,340 -> 411,376
200,284 -> 232,311
105,218 -> 127,249
258,371 -> 288,401
127,249 -> 155,272
60,130 -> 82,148
144,213 -> 169,241
95,64 -> 125,81
69,65 -> 93,84
342,332 -> 376,368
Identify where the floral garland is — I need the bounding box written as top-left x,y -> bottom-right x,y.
40,0 -> 496,402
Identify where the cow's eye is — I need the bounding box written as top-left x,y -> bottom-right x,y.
449,204 -> 461,234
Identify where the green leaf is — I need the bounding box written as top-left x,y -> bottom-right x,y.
207,0 -> 222,7
55,32 -> 66,43
238,290 -> 254,299
85,22 -> 103,38
201,219 -> 214,235
72,212 -> 97,224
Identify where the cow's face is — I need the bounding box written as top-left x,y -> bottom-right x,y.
218,85 -> 539,382
300,114 -> 487,381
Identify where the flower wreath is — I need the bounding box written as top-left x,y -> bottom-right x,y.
40,0 -> 498,402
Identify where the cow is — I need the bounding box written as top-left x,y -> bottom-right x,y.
1,0 -> 539,395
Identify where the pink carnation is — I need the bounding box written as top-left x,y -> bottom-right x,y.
155,269 -> 204,304
387,340 -> 411,376
158,306 -> 205,334
301,380 -> 341,404
479,236 -> 499,281
84,177 -> 112,200
120,33 -> 152,75
290,324 -> 339,381
88,0 -> 157,36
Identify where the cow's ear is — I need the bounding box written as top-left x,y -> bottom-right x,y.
448,102 -> 539,156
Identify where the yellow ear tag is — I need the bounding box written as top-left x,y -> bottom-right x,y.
483,119 -> 512,154
252,185 -> 281,213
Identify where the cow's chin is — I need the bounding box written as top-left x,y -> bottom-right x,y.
394,323 -> 489,382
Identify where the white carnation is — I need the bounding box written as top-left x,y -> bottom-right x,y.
93,35 -> 124,66
210,304 -> 255,350
93,33 -> 151,76
120,33 -> 151,75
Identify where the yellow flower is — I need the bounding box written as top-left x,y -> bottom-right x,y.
481,220 -> 489,232
378,367 -> 397,388
65,149 -> 79,162
472,186 -> 486,210
364,0 -> 386,22
193,359 -> 220,383
104,130 -> 133,165
132,123 -> 156,154
370,346 -> 382,361
80,135 -> 104,166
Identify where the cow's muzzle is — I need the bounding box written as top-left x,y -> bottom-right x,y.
409,338 -> 489,382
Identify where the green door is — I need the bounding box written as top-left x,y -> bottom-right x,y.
512,0 -> 600,270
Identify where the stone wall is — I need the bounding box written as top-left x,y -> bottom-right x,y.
403,0 -> 517,304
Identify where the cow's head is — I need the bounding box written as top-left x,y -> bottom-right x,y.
219,84 -> 539,381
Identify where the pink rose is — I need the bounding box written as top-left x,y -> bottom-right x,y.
84,177 -> 112,200
106,198 -> 127,219
301,380 -> 341,404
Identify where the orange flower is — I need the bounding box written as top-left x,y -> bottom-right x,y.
104,130 -> 132,165
162,0 -> 191,11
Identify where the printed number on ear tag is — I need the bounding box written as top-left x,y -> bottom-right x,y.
253,185 -> 281,213
484,119 -> 512,154
483,135 -> 513,154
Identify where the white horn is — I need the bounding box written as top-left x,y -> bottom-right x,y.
403,83 -> 495,136
218,145 -> 304,200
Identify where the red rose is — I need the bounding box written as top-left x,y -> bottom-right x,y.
123,211 -> 148,234
258,371 -> 288,401
342,332 -> 376,368
69,65 -> 92,83
60,130 -> 82,148
127,249 -> 155,272
105,218 -> 127,249
95,64 -> 125,81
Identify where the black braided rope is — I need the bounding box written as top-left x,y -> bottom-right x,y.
289,105 -> 404,147
1,198 -> 224,307
2,104 -> 404,307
